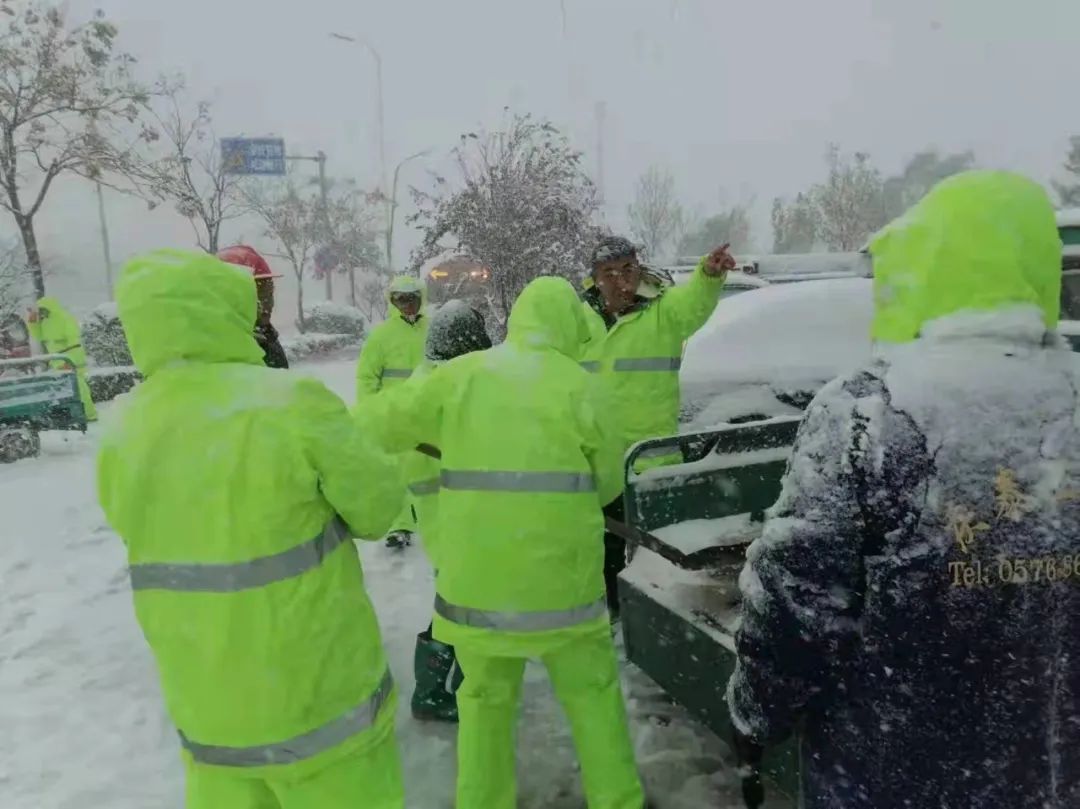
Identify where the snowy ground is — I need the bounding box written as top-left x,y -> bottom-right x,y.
0,356 -> 760,809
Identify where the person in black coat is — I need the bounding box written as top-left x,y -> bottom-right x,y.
727,171 -> 1080,808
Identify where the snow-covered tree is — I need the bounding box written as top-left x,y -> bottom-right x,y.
0,238 -> 29,321
246,184 -> 321,332
1053,136 -> 1080,209
136,87 -> 248,253
679,203 -> 754,257
409,112 -> 602,335
771,193 -> 818,254
627,165 -> 683,261
812,144 -> 887,251
322,188 -> 384,310
882,149 -> 975,220
0,1 -> 154,297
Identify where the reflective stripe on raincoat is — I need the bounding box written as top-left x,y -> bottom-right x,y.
379,276 -> 624,657
580,257 -> 725,464
97,249 -> 405,778
355,275 -> 428,402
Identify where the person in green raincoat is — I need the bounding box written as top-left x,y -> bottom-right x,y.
580,237 -> 735,617
380,276 -> 645,809
360,299 -> 493,723
27,296 -> 97,421
356,274 -> 429,548
97,250 -> 407,809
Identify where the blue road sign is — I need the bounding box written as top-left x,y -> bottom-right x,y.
221,138 -> 287,175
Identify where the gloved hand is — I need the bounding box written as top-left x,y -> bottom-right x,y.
732,728 -> 765,809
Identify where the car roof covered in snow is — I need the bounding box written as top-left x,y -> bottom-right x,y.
666,268 -> 766,289
673,251 -> 870,281
681,277 -> 874,390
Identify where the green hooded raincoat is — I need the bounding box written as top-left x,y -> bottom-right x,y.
28,295 -> 97,420
355,275 -> 429,402
580,258 -> 725,465
97,250 -> 405,785
869,170 -> 1061,341
381,276 -> 624,656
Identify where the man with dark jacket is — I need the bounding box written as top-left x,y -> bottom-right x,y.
727,171 -> 1080,808
218,245 -> 289,369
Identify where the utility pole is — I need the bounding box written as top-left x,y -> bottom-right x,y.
286,151 -> 333,300
316,151 -> 331,301
386,149 -> 429,273
330,32 -> 390,267
595,101 -> 607,209
94,181 -> 114,300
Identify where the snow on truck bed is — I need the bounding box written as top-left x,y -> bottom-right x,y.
652,514 -> 761,555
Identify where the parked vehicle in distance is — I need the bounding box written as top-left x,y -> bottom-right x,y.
425,256 -> 492,305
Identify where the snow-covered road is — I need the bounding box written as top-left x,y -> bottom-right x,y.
0,357 -> 751,808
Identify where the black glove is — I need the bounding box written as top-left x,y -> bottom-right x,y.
732,728 -> 765,809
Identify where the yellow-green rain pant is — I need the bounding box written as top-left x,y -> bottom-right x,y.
454,624 -> 644,809
184,726 -> 404,809
75,367 -> 97,421
388,455 -> 416,535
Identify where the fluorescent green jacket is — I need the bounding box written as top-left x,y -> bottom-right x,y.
29,295 -> 97,420
869,170 -> 1061,342
580,258 -> 725,464
28,296 -> 87,368
358,359 -> 443,562
355,275 -> 428,402
383,277 -> 624,656
97,250 -> 404,777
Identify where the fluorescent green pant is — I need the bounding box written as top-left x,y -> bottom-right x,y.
75,369 -> 97,421
184,729 -> 404,809
454,626 -> 644,809
388,494 -> 416,535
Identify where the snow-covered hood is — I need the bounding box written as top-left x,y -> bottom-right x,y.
869,170 -> 1061,343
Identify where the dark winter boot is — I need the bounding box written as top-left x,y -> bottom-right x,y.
385,530 -> 414,550
411,630 -> 463,722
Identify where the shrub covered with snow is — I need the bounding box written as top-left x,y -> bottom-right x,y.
282,333 -> 359,363
87,366 -> 141,403
81,303 -> 132,368
301,302 -> 367,338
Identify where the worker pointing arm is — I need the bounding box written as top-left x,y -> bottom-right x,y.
579,236 -> 734,617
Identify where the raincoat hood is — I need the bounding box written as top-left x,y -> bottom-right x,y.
116,249 -> 265,377
869,170 -> 1061,344
426,299 -> 491,361
506,276 -> 589,357
33,296 -> 78,333
387,274 -> 427,321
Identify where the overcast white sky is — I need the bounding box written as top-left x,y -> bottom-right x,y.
36,0 -> 1080,309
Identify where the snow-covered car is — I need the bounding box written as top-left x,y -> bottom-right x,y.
679,277 -> 875,430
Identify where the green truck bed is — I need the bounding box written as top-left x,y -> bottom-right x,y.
611,417 -> 804,804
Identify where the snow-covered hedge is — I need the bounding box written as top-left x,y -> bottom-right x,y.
81,303 -> 133,367
301,302 -> 367,338
282,333 -> 359,363
87,366 -> 141,403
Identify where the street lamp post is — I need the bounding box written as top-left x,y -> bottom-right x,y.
330,32 -> 389,265
285,151 -> 333,300
94,181 -> 114,300
386,149 -> 429,273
